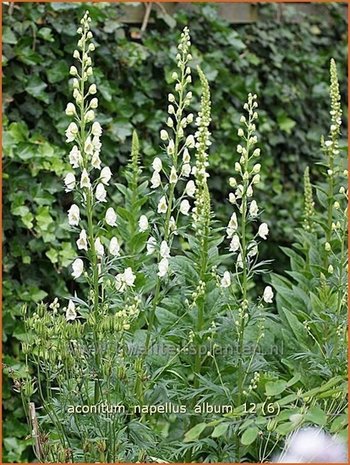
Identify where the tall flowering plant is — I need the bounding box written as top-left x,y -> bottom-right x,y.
14,11 -> 346,464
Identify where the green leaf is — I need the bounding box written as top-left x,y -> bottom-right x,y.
25,76 -> 49,103
46,60 -> 68,84
184,423 -> 207,442
265,379 -> 288,396
277,112 -> 296,134
37,27 -> 54,42
3,26 -> 17,44
305,406 -> 327,426
211,422 -> 229,438
241,426 -> 259,445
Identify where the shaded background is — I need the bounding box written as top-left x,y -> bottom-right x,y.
2,2 -> 348,461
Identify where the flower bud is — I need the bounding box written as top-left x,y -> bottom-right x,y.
85,110 -> 95,122
88,84 -> 97,94
90,98 -> 98,109
325,242 -> 331,252
65,103 -> 76,116
160,130 -> 168,141
70,66 -> 78,76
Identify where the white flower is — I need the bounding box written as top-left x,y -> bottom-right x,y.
65,102 -> 76,116
80,169 -> 91,189
91,152 -> 102,170
68,204 -> 80,226
138,215 -> 149,232
109,237 -> 120,256
169,216 -> 178,234
258,223 -> 269,240
115,270 -> 135,294
69,65 -> 78,76
185,180 -> 196,197
115,273 -> 126,292
247,242 -> 258,258
249,200 -> 259,217
91,121 -> 102,137
151,171 -> 161,189
90,97 -> 98,109
146,237 -> 157,255
124,267 -> 136,286
152,157 -> 162,173
158,258 -> 169,277
76,229 -> 88,251
64,173 -> 76,192
229,193 -> 236,204
160,241 -> 170,258
84,136 -> 94,155
180,199 -> 191,215
220,271 -> 231,288
181,163 -> 191,177
252,174 -> 260,185
229,177 -> 237,188
167,139 -> 175,155
65,122 -> 79,142
229,234 -> 240,252
253,163 -> 261,174
157,196 -> 167,214
182,148 -> 190,163
185,135 -> 195,148
160,129 -> 168,141
92,135 -> 101,152
237,253 -> 243,269
169,166 -> 178,184
69,146 -> 82,168
226,213 -> 238,238
72,258 -> 84,279
100,166 -> 112,185
105,207 -> 117,226
263,286 -> 274,303
88,84 -> 97,95
66,300 -> 77,321
94,237 -> 104,258
247,185 -> 253,197
85,109 -> 95,123
95,183 -> 107,202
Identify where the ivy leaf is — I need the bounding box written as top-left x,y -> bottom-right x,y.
25,76 -> 49,103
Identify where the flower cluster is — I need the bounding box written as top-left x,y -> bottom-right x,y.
64,11 -> 135,316
192,67 -> 212,236
222,93 -> 272,303
148,27 -> 195,278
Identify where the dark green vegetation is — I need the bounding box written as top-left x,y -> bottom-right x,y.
3,3 -> 347,461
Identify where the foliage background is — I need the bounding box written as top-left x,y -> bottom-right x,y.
2,2 -> 347,461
